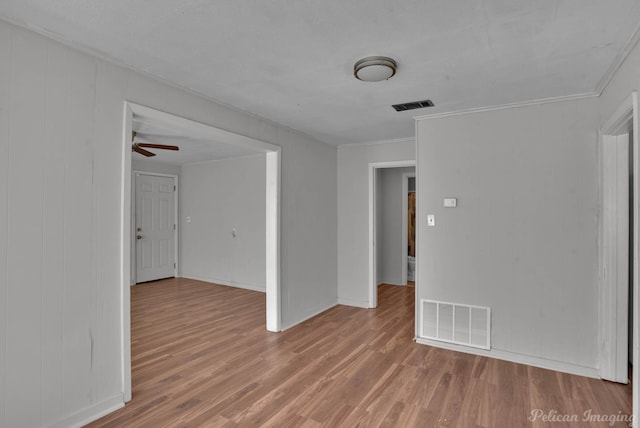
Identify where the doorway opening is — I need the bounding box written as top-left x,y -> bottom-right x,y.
403,172 -> 416,287
368,160 -> 417,308
121,102 -> 281,402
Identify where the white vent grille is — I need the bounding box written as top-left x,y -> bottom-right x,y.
420,299 -> 490,350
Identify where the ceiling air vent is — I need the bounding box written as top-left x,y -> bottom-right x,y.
392,99 -> 434,112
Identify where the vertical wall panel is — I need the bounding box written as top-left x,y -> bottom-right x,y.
5,29 -> 46,428
0,23 -> 12,427
62,50 -> 96,413
41,41 -> 69,424
62,50 -> 97,412
92,61 -> 129,403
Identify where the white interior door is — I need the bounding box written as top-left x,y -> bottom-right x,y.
135,173 -> 176,283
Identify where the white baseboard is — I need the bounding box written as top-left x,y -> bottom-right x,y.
378,278 -> 407,286
280,300 -> 338,331
180,274 -> 266,293
415,337 -> 600,379
337,297 -> 370,308
46,394 -> 124,428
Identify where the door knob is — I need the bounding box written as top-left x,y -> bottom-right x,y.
137,234 -> 143,240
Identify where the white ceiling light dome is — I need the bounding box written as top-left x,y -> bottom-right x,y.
354,56 -> 397,82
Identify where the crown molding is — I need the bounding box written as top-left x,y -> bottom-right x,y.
338,136 -> 415,149
413,21 -> 640,123
413,92 -> 598,122
595,19 -> 640,95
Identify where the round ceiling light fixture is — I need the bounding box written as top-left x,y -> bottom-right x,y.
354,56 -> 397,82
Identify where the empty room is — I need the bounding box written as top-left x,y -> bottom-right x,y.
1,1 -> 640,427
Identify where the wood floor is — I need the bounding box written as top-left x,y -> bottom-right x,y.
87,278 -> 632,427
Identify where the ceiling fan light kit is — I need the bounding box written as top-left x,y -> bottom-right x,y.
354,56 -> 397,82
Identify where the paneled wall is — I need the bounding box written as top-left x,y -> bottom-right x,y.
0,26 -> 116,428
0,19 -> 337,427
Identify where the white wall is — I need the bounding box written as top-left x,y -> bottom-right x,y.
180,155 -> 266,291
337,139 -> 415,307
378,167 -> 415,285
0,19 -> 337,428
132,159 -> 181,176
416,97 -> 600,374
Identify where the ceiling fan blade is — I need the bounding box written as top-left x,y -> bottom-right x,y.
132,144 -> 156,157
136,143 -> 180,151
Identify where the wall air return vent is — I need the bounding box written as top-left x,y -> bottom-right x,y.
420,299 -> 491,350
392,99 -> 434,112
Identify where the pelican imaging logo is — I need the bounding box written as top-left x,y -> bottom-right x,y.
529,409 -> 632,426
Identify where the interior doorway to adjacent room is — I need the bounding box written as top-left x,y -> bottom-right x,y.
368,160 -> 416,309
121,102 -> 281,402
404,172 -> 416,287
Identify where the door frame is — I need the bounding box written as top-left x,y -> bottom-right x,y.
368,160 -> 416,308
402,172 -> 416,285
600,132 -> 630,383
121,102 -> 281,402
599,92 -> 638,415
131,171 -> 178,285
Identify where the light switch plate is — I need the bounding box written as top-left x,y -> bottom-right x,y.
427,215 -> 435,226
444,198 -> 457,208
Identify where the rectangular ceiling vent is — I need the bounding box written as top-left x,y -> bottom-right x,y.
392,99 -> 434,112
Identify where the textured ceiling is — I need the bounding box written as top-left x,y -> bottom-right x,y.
132,114 -> 261,165
2,0 -> 640,146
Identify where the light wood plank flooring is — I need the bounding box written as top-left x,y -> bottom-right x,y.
87,278 -> 632,427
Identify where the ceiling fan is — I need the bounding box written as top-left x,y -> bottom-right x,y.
131,131 -> 180,157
